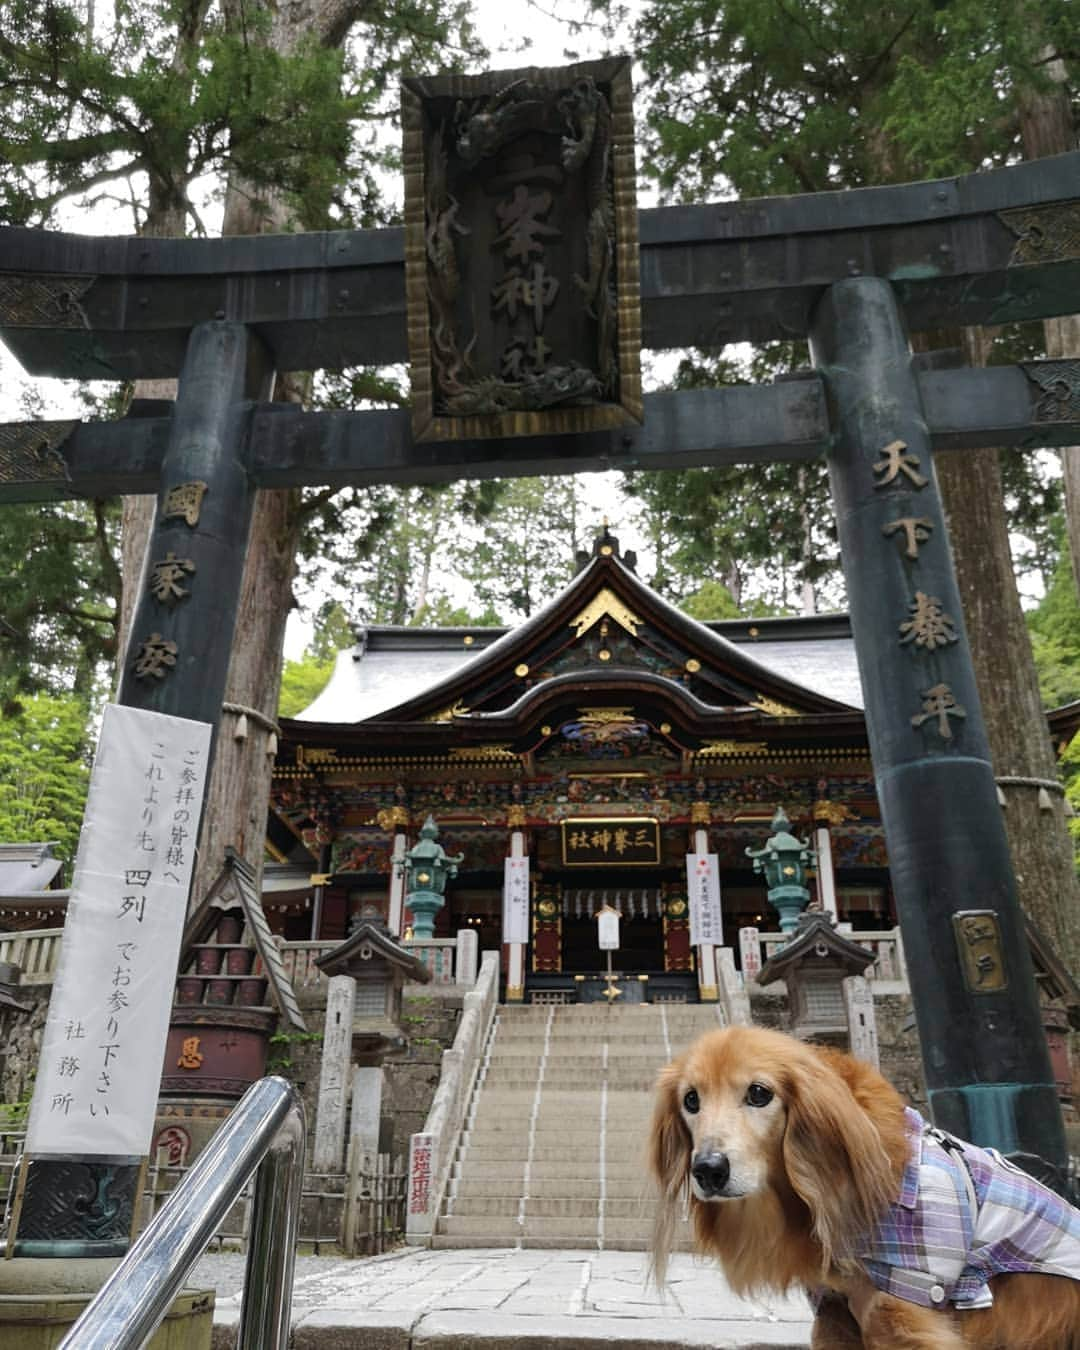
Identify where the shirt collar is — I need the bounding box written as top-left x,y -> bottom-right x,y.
898,1107 -> 925,1210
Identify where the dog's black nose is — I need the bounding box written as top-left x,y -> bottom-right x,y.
691,1150 -> 731,1196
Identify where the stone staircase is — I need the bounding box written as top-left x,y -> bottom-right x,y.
433,1001 -> 724,1250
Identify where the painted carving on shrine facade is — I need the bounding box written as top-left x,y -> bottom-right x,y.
402,58 -> 641,440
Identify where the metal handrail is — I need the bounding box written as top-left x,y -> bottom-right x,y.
58,1076 -> 306,1349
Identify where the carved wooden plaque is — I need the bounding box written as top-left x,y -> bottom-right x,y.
402,57 -> 642,442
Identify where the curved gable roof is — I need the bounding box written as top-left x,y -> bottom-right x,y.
295,549 -> 860,729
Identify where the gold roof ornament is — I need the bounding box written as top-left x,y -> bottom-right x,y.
751,695 -> 801,718
569,587 -> 643,639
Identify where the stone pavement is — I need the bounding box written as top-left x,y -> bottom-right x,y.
195,1246 -> 814,1348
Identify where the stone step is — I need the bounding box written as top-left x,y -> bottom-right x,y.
450,1176 -> 657,1200
455,1160 -> 651,1183
437,1214 -> 669,1242
449,1195 -> 660,1219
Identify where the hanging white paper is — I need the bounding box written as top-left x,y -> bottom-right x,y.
596,906 -> 620,951
687,852 -> 723,947
25,704 -> 211,1159
502,856 -> 530,945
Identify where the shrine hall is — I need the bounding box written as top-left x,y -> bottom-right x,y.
268,527 -> 995,1006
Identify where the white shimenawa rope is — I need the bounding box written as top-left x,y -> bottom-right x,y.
517,1005 -> 554,1247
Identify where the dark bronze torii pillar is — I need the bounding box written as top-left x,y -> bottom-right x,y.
810,277 -> 1066,1169
12,321 -> 273,1257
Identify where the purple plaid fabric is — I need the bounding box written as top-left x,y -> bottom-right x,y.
857,1108 -> 1080,1310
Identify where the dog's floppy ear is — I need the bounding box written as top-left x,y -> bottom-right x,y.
649,1059 -> 691,1287
781,1048 -> 896,1273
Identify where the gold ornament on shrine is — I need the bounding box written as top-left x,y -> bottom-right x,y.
402,57 -> 642,443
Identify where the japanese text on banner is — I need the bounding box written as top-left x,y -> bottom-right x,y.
502,857 -> 530,945
686,853 -> 723,947
26,704 -> 211,1158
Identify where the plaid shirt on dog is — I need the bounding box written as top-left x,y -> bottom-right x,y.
858,1108 -> 1080,1310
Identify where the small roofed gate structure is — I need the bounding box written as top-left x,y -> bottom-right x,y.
1,56 -> 1080,1251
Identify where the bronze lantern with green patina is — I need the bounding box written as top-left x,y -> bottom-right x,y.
403,815 -> 464,939
745,806 -> 815,935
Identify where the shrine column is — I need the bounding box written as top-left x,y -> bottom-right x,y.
810,276 -> 1066,1172
690,802 -> 719,1002
811,800 -> 847,923
504,806 -> 528,1001
379,807 -> 411,936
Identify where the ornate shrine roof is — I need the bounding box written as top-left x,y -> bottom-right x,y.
291,541 -> 864,730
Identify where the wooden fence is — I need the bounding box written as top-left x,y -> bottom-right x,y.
137,1142 -> 405,1256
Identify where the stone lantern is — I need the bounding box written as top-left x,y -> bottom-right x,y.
745,806 -> 814,934
402,815 -> 464,939
311,920 -> 433,1172
756,910 -> 875,1044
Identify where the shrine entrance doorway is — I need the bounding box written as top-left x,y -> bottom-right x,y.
526,876 -> 698,1005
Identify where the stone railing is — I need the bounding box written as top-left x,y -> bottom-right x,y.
0,927 -> 63,984
280,932 -> 476,992
752,926 -> 908,993
405,948 -> 500,1244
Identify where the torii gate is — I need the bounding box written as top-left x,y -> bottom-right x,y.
2,63 -> 1080,1254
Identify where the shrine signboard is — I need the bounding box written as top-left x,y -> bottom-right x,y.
560,817 -> 660,867
402,57 -> 641,441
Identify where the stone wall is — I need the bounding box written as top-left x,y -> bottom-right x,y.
284,979 -> 464,1168
0,986 -> 49,1110
748,985 -> 928,1110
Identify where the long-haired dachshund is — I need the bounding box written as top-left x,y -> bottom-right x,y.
649,1025 -> 1080,1348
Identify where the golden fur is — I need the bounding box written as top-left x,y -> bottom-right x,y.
649,1025 -> 1080,1349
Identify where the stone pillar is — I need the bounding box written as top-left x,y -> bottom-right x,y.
505,809 -> 527,1001
455,927 -> 478,987
690,811 -> 718,1002
844,975 -> 879,1068
312,974 -> 356,1173
349,1064 -> 384,1158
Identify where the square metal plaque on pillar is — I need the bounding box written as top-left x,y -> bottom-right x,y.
402,57 -> 642,442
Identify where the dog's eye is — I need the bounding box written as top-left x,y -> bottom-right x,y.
745,1083 -> 773,1108
683,1088 -> 700,1114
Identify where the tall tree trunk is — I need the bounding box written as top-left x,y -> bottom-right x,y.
936,327 -> 1080,974
116,1 -> 211,672
186,0 -> 362,908
1016,61 -> 1080,597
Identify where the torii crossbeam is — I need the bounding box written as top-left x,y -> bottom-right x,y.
2,147 -> 1079,1256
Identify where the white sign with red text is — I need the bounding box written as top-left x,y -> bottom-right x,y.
687,852 -> 723,947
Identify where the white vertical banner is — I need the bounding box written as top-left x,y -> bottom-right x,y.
739,926 -> 763,984
686,853 -> 723,947
25,704 -> 211,1158
502,856 -> 530,945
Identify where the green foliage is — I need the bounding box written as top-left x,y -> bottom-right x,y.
0,499 -> 120,703
623,347 -> 840,612
679,580 -> 742,621
0,0 -> 482,232
278,651 -> 335,718
449,477 -> 601,621
0,694 -> 92,863
632,0 -> 1076,202
1027,532 -> 1080,709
